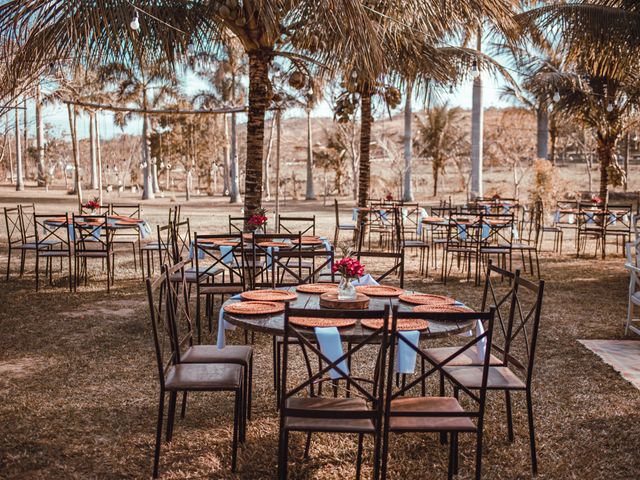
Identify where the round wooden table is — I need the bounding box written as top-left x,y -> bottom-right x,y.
222,286 -> 476,342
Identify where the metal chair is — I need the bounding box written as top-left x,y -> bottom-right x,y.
145,269 -> 244,478
334,199 -> 356,245
71,213 -> 115,292
381,307 -> 496,480
278,304 -> 391,479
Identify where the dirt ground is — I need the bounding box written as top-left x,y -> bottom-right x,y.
1,184 -> 639,480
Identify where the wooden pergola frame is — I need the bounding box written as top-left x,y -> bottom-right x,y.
62,99 -> 283,217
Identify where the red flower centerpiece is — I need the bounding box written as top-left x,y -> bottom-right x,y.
84,198 -> 101,213
332,257 -> 365,300
247,209 -> 268,233
592,196 -> 603,205
385,192 -> 394,201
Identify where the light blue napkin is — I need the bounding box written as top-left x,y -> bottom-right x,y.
217,294 -> 242,349
481,224 -> 490,240
553,210 -> 561,224
189,241 -> 207,260
503,205 -> 511,214
315,326 -> 349,379
219,245 -> 234,265
476,320 -> 487,358
586,212 -> 595,224
380,210 -> 390,225
457,224 -> 467,240
352,274 -> 380,286
396,331 -> 420,374
352,208 -> 358,221
610,213 -> 617,225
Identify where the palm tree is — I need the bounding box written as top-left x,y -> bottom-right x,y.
99,60 -> 178,200
414,104 -> 467,196
497,39 -> 567,162
14,101 -> 24,191
190,42 -> 247,203
519,1 -> 640,199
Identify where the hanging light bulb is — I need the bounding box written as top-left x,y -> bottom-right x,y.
350,69 -> 358,80
48,62 -> 57,76
449,85 -> 454,94
130,11 -> 140,31
553,91 -> 561,103
307,86 -> 314,96
187,42 -> 195,55
471,60 -> 480,78
607,102 -> 614,112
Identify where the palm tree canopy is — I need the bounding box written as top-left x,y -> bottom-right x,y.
518,1 -> 640,80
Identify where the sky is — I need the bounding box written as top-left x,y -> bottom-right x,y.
9,67 -> 513,142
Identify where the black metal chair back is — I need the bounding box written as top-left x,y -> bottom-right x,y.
385,307 -> 496,415
228,216 -> 245,234
281,304 -> 391,407
171,219 -> 192,263
4,207 -> 24,247
145,269 -> 174,392
502,275 -> 545,388
277,215 -> 316,236
193,233 -> 246,290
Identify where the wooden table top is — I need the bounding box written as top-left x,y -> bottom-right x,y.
222,286 -> 476,341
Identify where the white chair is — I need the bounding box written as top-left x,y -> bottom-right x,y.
624,238 -> 640,336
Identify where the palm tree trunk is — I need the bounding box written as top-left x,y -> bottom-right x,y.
222,114 -> 230,196
305,108 -> 316,200
95,113 -> 103,206
23,97 -> 28,180
470,29 -> 484,199
358,91 -> 373,208
243,49 -> 271,219
229,111 -> 241,203
403,81 -> 414,201
596,133 -> 616,201
15,104 -> 24,191
433,161 -> 439,197
35,85 -> 46,187
536,106 -> 549,160
89,110 -> 99,190
263,114 -> 276,200
67,104 -> 83,210
141,112 -> 154,200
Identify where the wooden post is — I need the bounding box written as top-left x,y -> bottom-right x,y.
95,111 -> 104,206
275,109 -> 281,221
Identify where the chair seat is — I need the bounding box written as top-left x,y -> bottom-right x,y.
279,260 -> 313,269
39,249 -> 70,257
444,365 -> 526,390
170,266 -> 221,283
76,250 -> 112,258
511,243 -> 536,250
423,346 -> 502,367
164,363 -> 242,391
181,345 -> 252,365
404,240 -> 429,248
338,224 -> 356,230
283,397 -> 375,433
141,242 -> 171,251
18,240 -> 59,250
200,284 -> 244,294
480,247 -> 511,254
388,397 -> 476,432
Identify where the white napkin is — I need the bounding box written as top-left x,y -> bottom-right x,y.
216,294 -> 241,349
351,274 -> 380,286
